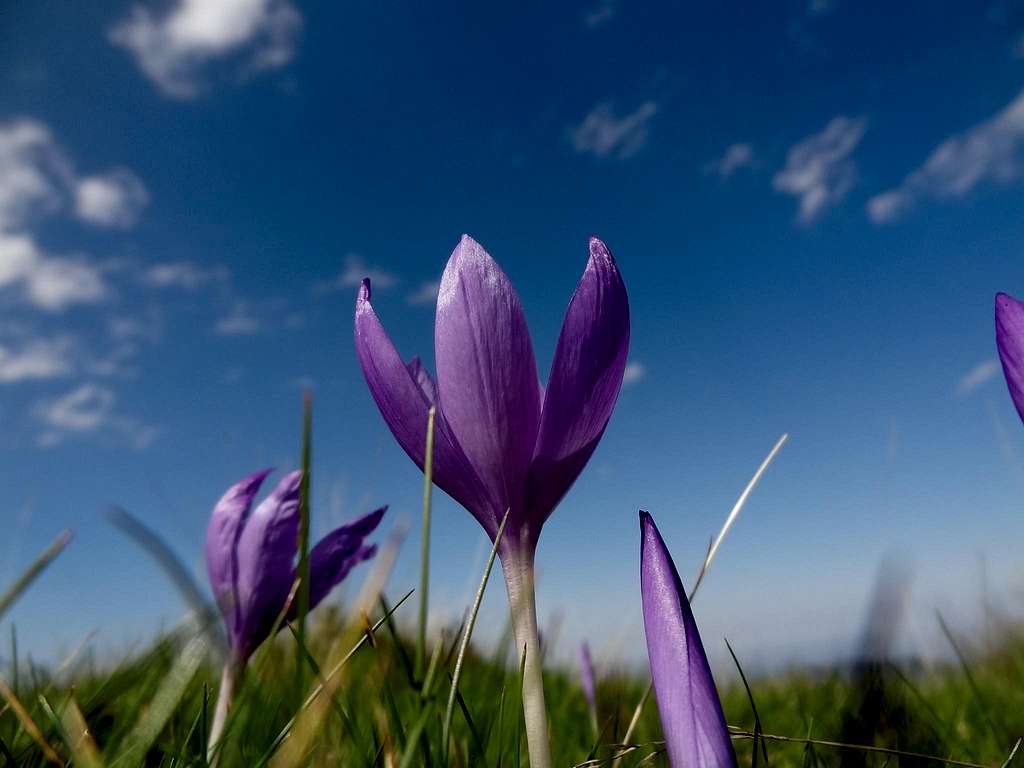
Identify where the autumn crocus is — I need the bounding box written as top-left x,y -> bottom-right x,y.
996,292 -> 1024,422
639,511 -> 736,768
579,641 -> 598,732
205,469 -> 385,753
355,235 -> 629,767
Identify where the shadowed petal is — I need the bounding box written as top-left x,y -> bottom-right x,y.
205,469 -> 273,639
640,511 -> 736,768
233,470 -> 303,656
526,238 -> 629,535
301,506 -> 386,611
434,235 -> 541,530
355,280 -> 499,534
996,292 -> 1024,423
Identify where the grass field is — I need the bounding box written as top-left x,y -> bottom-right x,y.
1,530 -> 1023,768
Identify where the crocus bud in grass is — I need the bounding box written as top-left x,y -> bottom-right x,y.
640,511 -> 736,768
205,469 -> 384,754
579,641 -> 598,731
996,292 -> 1024,422
355,235 -> 629,768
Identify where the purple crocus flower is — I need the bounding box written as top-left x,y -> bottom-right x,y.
205,469 -> 385,753
996,292 -> 1024,422
640,511 -> 736,768
579,641 -> 598,731
355,235 -> 629,768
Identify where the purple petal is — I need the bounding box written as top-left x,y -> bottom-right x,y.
526,238 -> 629,535
434,235 -> 542,534
233,470 -> 303,657
640,511 -> 736,768
355,280 -> 499,535
301,506 -> 386,611
579,641 -> 597,713
205,469 -> 273,640
996,292 -> 1024,423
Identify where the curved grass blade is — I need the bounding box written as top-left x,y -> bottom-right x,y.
0,530 -> 72,623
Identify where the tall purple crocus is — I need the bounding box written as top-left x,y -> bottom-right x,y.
205,469 -> 385,753
355,235 -> 630,768
996,292 -> 1024,422
639,511 -> 736,768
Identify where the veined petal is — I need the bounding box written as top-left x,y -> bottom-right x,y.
434,235 -> 541,528
355,279 -> 499,536
640,511 -> 736,768
205,469 -> 273,640
526,238 -> 629,532
996,292 -> 1024,423
233,470 -> 303,657
298,506 -> 386,613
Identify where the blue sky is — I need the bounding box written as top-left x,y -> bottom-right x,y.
3,0 -> 1024,672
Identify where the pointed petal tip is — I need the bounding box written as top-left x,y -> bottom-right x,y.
358,278 -> 372,303
996,292 -> 1023,314
235,468 -> 274,495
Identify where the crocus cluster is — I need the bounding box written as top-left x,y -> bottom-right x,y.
355,234 -> 629,768
205,468 -> 385,751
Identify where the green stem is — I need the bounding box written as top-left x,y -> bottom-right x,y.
502,549 -> 551,768
415,407 -> 436,681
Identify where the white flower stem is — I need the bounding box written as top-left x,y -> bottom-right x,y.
208,656 -> 244,764
502,551 -> 552,768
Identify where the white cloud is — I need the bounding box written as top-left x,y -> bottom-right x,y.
706,143 -> 755,180
407,279 -> 440,307
318,254 -> 398,293
38,384 -> 115,432
571,102 -> 659,160
622,360 -> 646,386
773,115 -> 866,224
215,302 -> 261,335
0,232 -> 107,311
141,261 -> 228,289
74,169 -> 149,228
867,89 -> 1024,224
0,119 -> 72,229
110,0 -> 302,99
957,358 -> 1001,397
582,0 -> 615,28
0,337 -> 73,383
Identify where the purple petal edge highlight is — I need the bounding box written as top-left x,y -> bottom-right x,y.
996,292 -> 1024,424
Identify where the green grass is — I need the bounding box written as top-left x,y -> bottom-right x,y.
1,596 -> 1023,767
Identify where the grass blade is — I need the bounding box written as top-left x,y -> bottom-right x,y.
416,406 -> 437,683
442,509 -> 510,755
0,530 -> 72,622
294,391 -> 313,700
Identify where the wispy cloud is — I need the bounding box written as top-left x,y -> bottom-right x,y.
317,254 -> 398,293
582,0 -> 615,28
957,358 -> 1001,397
109,0 -> 302,99
141,260 -> 229,289
773,116 -> 866,224
74,169 -> 149,228
0,119 -> 71,230
705,143 -> 755,180
0,232 -> 107,311
867,89 -> 1024,224
571,101 -> 659,160
0,337 -> 73,383
35,383 -> 157,448
623,360 -> 647,386
407,279 -> 440,307
215,302 -> 262,335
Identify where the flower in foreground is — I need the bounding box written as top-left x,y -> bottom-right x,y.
640,510 -> 736,768
205,469 -> 385,752
996,292 -> 1024,423
355,234 -> 629,768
